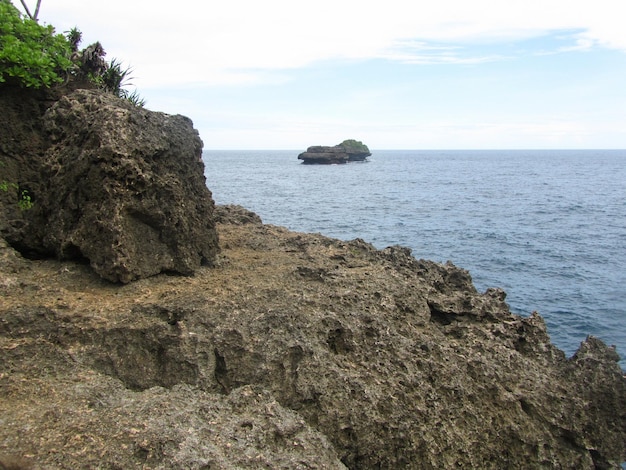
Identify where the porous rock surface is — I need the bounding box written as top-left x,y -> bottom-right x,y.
41,89 -> 219,282
0,87 -> 219,283
1,205 -> 624,469
0,84 -> 65,253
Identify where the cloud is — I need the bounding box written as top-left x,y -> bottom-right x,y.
35,0 -> 626,89
378,40 -> 507,65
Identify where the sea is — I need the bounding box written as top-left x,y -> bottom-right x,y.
203,149 -> 626,371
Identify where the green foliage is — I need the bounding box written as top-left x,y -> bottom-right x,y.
0,1 -> 73,88
100,57 -> 130,95
340,139 -> 370,153
100,58 -> 145,107
0,181 -> 14,192
17,189 -> 32,210
124,88 -> 146,107
0,181 -> 33,210
65,26 -> 81,53
0,4 -> 145,106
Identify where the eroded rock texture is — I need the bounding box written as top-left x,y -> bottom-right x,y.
1,208 -> 624,469
0,84 -> 65,253
41,89 -> 219,282
0,87 -> 219,282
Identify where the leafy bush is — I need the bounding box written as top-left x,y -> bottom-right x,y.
0,1 -> 73,88
0,0 -> 145,104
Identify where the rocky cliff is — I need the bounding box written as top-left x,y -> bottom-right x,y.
1,206 -> 625,469
1,87 -> 624,469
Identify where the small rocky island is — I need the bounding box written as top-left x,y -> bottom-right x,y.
298,139 -> 372,164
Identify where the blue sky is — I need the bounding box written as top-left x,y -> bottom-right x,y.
23,0 -> 626,149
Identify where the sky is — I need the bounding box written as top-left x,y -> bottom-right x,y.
19,0 -> 626,149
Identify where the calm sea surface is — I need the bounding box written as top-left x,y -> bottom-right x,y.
204,150 -> 626,370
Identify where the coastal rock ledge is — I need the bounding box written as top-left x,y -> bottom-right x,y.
1,205 -> 624,469
298,139 -> 372,164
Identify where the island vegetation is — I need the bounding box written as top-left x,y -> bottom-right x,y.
339,139 -> 370,154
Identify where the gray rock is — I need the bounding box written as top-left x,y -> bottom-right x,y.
40,89 -> 218,283
298,141 -> 371,164
1,215 -> 624,468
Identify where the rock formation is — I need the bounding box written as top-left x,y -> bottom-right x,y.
1,86 -> 624,468
0,86 -> 219,283
298,140 -> 371,164
0,205 -> 624,468
0,84 -> 62,254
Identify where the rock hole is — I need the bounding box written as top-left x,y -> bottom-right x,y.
59,243 -> 90,264
327,328 -> 353,354
519,399 -> 534,416
214,348 -> 230,394
427,302 -> 457,326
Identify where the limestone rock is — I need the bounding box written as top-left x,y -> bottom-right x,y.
0,84 -> 62,254
1,209 -> 624,468
213,204 -> 263,225
40,89 -> 218,283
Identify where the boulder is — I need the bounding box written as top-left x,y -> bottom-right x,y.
39,89 -> 219,282
298,140 -> 371,164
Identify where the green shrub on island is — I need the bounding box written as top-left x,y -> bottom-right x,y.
0,0 -> 73,88
340,139 -> 370,153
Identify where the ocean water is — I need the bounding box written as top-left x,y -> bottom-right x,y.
203,149 -> 626,370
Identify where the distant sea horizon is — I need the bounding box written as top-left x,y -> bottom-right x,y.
206,148 -> 626,151
204,149 -> 626,370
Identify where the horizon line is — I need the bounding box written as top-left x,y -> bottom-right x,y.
203,148 -> 626,151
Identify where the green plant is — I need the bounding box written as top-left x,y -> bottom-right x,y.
17,189 -> 32,210
0,181 -> 32,210
100,58 -> 145,106
1,1 -> 145,102
0,181 -> 14,192
124,88 -> 146,107
0,1 -> 73,88
65,26 -> 81,53
100,58 -> 131,95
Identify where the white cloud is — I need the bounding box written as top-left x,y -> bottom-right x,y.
34,0 -> 626,88
18,0 -> 625,149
